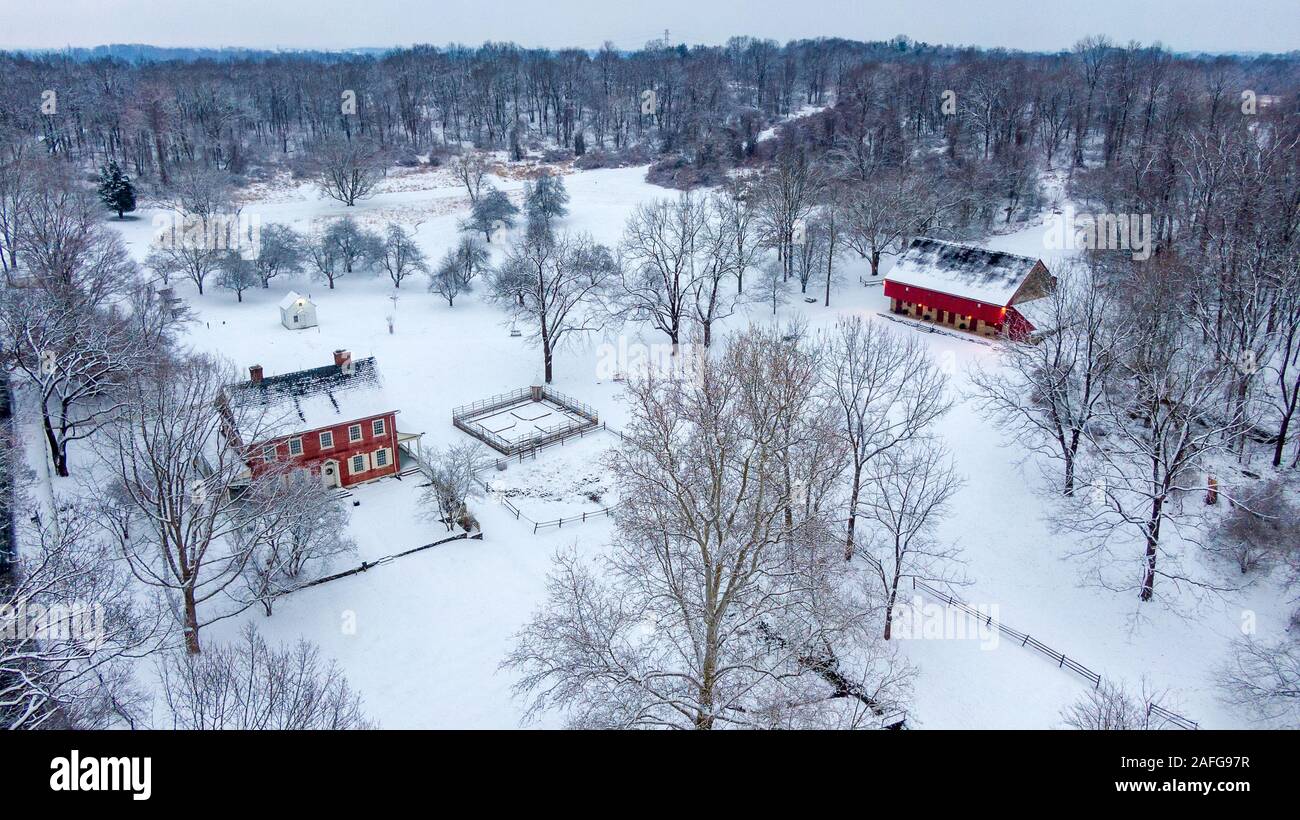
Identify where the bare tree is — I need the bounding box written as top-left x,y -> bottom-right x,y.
1,288 -> 150,477
417,442 -> 488,532
157,624 -> 373,728
1067,264 -> 1242,603
824,316 -> 950,560
1219,638 -> 1300,727
1061,678 -> 1166,730
615,193 -> 708,350
504,326 -> 910,729
248,223 -> 304,289
1,500 -> 160,729
1205,478 -> 1300,575
314,137 -> 389,206
305,229 -> 341,289
429,236 -> 487,307
452,151 -> 490,204
840,168 -> 927,277
713,178 -> 761,294
376,222 -> 428,288
757,260 -> 789,316
94,354 -> 299,653
241,473 -> 357,616
1266,261 -> 1300,468
17,173 -> 137,306
323,217 -> 381,275
0,142 -> 39,275
754,149 -> 825,281
859,445 -> 965,638
972,267 -> 1113,496
145,239 -> 225,296
687,200 -> 746,347
490,231 -> 616,383
217,252 -> 259,302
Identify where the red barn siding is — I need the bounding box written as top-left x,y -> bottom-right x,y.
883,280 -> 1036,340
884,281 -> 1007,325
251,411 -> 401,488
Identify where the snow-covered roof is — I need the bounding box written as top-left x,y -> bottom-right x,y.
225,356 -> 394,442
278,290 -> 311,310
886,238 -> 1043,306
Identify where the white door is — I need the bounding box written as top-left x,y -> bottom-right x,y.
321,460 -> 340,489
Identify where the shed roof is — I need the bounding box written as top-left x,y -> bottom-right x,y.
886,238 -> 1043,306
278,290 -> 312,310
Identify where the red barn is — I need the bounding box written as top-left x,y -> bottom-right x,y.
224,350 -> 417,489
884,238 -> 1054,340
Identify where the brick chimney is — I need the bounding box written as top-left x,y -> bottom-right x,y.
333,349 -> 351,368
249,364 -> 263,384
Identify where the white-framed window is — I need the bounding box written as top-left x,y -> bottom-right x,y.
319,430 -> 334,449
348,453 -> 368,475
288,437 -> 303,456
263,444 -> 277,462
372,418 -> 386,436
373,447 -> 391,469
348,424 -> 363,442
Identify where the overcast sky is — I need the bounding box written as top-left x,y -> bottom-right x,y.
1,0 -> 1296,54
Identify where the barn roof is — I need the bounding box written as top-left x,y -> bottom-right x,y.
225,356 -> 394,442
886,238 -> 1042,306
278,290 -> 312,310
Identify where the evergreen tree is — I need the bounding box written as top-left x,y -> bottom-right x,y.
461,187 -> 519,243
97,161 -> 137,218
524,171 -> 569,236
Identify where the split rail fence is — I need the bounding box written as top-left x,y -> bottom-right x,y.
910,578 -> 1202,729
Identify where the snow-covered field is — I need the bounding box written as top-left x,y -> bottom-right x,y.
24,157 -> 1290,729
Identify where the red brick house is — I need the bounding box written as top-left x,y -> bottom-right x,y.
224,350 -> 417,489
884,238 -> 1054,340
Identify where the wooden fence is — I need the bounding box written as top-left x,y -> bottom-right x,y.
491,422 -> 609,470
910,577 -> 1200,729
475,473 -> 619,534
293,531 -> 481,591
912,577 -> 1103,687
1147,703 -> 1200,730
453,386 -> 600,456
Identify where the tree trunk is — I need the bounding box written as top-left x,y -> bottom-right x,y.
883,581 -> 899,639
1139,502 -> 1162,602
183,587 -> 202,653
41,408 -> 70,478
844,462 -> 863,561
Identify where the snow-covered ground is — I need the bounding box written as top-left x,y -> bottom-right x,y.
485,431 -> 619,521
22,156 -> 1290,729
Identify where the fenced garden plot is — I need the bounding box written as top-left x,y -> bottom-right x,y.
453,386 -> 599,455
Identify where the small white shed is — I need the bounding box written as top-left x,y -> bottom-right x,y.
279,291 -> 317,330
